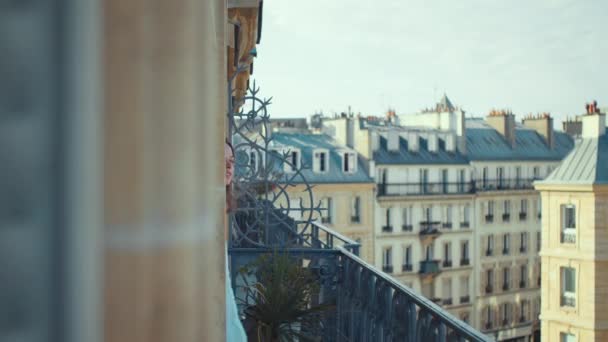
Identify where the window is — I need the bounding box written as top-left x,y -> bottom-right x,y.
486,270 -> 494,293
561,204 -> 576,243
503,268 -> 510,290
289,150 -> 299,172
503,200 -> 511,221
403,245 -> 412,271
501,303 -> 511,325
424,206 -> 433,222
515,166 -> 521,186
314,150 -> 328,172
486,201 -> 494,222
443,205 -> 452,228
321,197 -> 333,223
560,333 -> 576,342
561,267 -> 576,307
382,247 -> 393,273
402,206 -> 412,231
443,242 -> 452,267
461,205 -> 470,228
442,278 -> 452,305
382,208 -> 392,232
520,232 -> 527,253
520,300 -> 528,322
420,169 -> 429,193
536,198 -> 542,219
520,199 -> 528,220
537,231 -> 541,252
487,235 -> 494,256
441,169 -> 448,193
485,306 -> 493,329
503,234 -> 510,255
482,167 -> 488,188
520,265 -> 527,288
425,244 -> 434,260
460,276 -> 469,303
343,152 -> 356,173
458,169 -> 466,192
350,197 -> 360,223
533,166 -> 540,179
461,240 -> 469,264
497,167 -> 505,188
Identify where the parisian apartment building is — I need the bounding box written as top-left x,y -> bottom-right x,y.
265,95 -> 574,341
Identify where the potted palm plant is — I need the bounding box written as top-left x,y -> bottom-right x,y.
237,252 -> 335,342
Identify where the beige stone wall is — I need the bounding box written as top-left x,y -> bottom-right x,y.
538,185 -> 608,341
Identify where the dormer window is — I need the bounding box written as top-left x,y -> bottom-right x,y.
313,149 -> 329,173
343,152 -> 357,173
285,149 -> 300,173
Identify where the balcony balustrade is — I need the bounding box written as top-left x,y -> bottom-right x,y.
485,214 -> 494,223
402,224 -> 413,232
460,258 -> 470,266
561,295 -> 575,307
460,295 -> 470,304
502,213 -> 510,222
561,231 -> 576,243
485,285 -> 493,294
519,212 -> 527,220
460,222 -> 470,229
377,182 -> 475,197
442,298 -> 453,306
442,260 -> 452,268
519,280 -> 526,289
382,225 -> 393,233
402,264 -> 413,272
419,260 -> 441,275
383,265 -> 394,273
476,178 -> 537,192
419,221 -> 441,235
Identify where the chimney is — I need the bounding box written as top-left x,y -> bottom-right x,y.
562,117 -> 582,137
522,113 -> 554,149
486,109 -> 516,148
445,133 -> 456,152
407,132 -> 419,152
582,112 -> 606,138
371,131 -> 380,152
387,130 -> 400,152
427,132 -> 438,153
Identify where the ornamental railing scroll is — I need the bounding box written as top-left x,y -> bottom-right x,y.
227,74 -> 327,250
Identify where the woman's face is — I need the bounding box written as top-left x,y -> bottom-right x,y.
225,143 -> 235,184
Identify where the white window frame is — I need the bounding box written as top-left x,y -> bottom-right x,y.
561,204 -> 576,239
383,247 -> 392,267
313,149 -> 329,173
342,151 -> 357,173
561,267 -> 576,307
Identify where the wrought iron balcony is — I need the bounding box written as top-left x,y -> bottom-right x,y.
520,246 -> 527,253
321,216 -> 332,224
519,212 -> 527,220
502,248 -> 509,255
485,285 -> 493,294
502,282 -> 509,291
485,214 -> 494,223
419,260 -> 441,275
402,224 -> 413,232
442,260 -> 452,268
476,178 -> 537,192
383,265 -> 394,273
402,264 -> 413,272
485,249 -> 493,256
519,280 -> 526,289
460,258 -> 470,266
561,231 -> 576,243
419,221 -> 441,235
460,221 -> 470,229
350,215 -> 360,224
460,295 -> 470,304
442,298 -> 453,306
228,82 -> 489,342
377,181 -> 475,197
382,225 -> 393,233
502,213 -> 510,222
442,222 -> 452,229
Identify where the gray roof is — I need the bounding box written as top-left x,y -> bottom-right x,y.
465,119 -> 574,161
271,133 -> 373,184
374,136 -> 469,165
538,134 -> 608,185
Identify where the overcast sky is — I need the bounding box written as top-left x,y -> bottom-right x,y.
254,0 -> 608,127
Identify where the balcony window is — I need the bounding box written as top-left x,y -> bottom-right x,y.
425,244 -> 434,261
503,234 -> 510,255
561,267 -> 576,307
486,235 -> 494,256
461,241 -> 469,265
486,201 -> 494,223
443,205 -> 452,229
382,247 -> 393,273
503,268 -> 510,291
520,265 -> 527,288
520,300 -> 528,322
515,166 -> 522,187
441,169 -> 448,193
497,167 -> 505,188
501,303 -> 511,326
485,306 -> 494,330
442,278 -> 452,305
560,333 -> 576,342
520,199 -> 528,220
350,197 -> 360,223
401,206 -> 413,231
382,208 -> 392,232
502,200 -> 511,222
482,167 -> 488,189
520,232 -> 527,253
460,275 -> 469,304
321,197 -> 332,223
402,245 -> 412,272
561,204 -> 576,244
537,231 -> 541,252
443,242 -> 452,268
461,204 -> 470,228
486,269 -> 494,293
458,169 -> 466,193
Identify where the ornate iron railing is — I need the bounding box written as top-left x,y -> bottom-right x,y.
227,79 -> 490,341
475,178 -> 538,192
377,182 -> 475,197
